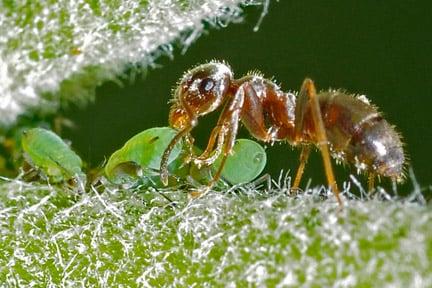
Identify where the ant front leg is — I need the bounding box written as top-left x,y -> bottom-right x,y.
294,79 -> 342,205
190,123 -> 226,167
205,84 -> 246,188
194,125 -> 221,160
160,125 -> 193,186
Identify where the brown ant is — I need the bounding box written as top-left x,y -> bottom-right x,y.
160,61 -> 406,205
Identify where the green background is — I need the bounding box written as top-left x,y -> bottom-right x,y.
63,1 -> 432,194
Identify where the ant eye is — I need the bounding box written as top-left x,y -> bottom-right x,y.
199,78 -> 215,94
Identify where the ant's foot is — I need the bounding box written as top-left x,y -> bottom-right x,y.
188,184 -> 213,200
188,190 -> 203,199
289,187 -> 303,196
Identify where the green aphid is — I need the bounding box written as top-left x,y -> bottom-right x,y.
215,139 -> 267,185
21,128 -> 85,184
105,127 -> 267,187
105,127 -> 184,185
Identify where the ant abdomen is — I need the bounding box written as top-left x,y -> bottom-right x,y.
318,91 -> 405,181
347,118 -> 404,180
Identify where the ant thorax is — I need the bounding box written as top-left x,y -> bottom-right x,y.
237,74 -> 297,143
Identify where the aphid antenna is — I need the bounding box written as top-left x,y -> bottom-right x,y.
0,175 -> 12,182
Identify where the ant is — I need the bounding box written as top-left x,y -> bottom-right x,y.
160,61 -> 405,205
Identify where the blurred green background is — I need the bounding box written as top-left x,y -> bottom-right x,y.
63,1 -> 432,194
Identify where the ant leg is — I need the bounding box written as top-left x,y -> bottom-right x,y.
184,134 -> 195,160
295,79 -> 342,206
160,125 -> 192,186
193,100 -> 235,163
191,80 -> 248,169
192,127 -> 226,167
208,152 -> 229,187
206,84 -> 246,188
191,125 -> 224,166
195,125 -> 221,158
292,145 -> 311,190
193,105 -> 239,164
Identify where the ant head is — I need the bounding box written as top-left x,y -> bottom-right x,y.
169,61 -> 233,129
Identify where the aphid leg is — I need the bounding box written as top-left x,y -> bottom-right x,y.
292,145 -> 311,192
295,79 -> 342,206
248,173 -> 272,192
21,161 -> 41,182
160,126 -> 192,186
368,172 -> 376,194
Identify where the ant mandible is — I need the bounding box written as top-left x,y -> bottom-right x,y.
160,61 -> 405,205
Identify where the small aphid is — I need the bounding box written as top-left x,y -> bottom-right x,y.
105,127 -> 184,185
161,61 -> 406,205
21,128 -> 85,185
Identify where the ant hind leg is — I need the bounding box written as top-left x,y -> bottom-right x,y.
292,145 -> 311,193
367,172 -> 376,195
295,79 -> 342,206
